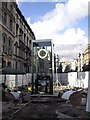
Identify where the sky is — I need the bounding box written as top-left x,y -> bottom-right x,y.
16,0 -> 89,62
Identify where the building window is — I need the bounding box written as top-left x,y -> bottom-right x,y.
16,24 -> 18,37
9,19 -> 13,31
3,12 -> 7,25
8,37 -> 12,54
2,33 -> 7,53
26,65 -> 29,73
8,37 -> 12,46
2,2 -> 7,8
14,41 -> 18,55
27,37 -> 28,46
2,58 -> 6,68
16,14 -> 18,22
7,61 -> 11,67
29,40 -> 31,44
20,19 -> 23,27
24,25 -> 26,30
24,33 -> 26,43
10,3 -> 13,13
5,2 -> 7,8
20,62 -> 23,71
15,61 -> 17,69
19,28 -> 23,40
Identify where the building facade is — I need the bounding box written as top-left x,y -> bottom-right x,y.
73,44 -> 90,72
82,44 -> 90,71
0,1 -> 35,73
83,44 -> 90,65
0,1 -> 16,70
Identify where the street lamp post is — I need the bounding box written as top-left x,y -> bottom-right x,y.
55,54 -> 61,89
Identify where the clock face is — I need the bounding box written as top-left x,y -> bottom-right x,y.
38,49 -> 48,59
40,50 -> 46,57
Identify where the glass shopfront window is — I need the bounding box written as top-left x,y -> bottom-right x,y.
32,40 -> 54,94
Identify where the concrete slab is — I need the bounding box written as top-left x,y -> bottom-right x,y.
56,110 -> 73,118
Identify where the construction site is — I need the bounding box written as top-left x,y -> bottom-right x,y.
0,40 -> 90,119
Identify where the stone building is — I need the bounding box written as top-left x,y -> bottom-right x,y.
83,44 -> 90,65
76,44 -> 90,71
0,1 -> 16,69
82,44 -> 90,71
14,3 -> 35,73
0,1 -> 35,73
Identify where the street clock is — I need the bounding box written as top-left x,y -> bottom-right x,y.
38,49 -> 48,59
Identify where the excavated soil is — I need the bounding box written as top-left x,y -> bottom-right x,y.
2,96 -> 90,120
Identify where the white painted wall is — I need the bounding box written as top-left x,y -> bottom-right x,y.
53,72 -> 89,88
68,72 -> 77,88
0,74 -> 32,88
6,75 -> 15,88
0,75 -> 4,83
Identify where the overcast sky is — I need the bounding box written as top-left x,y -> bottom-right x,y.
16,0 -> 89,61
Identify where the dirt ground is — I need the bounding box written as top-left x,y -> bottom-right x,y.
2,96 -> 90,120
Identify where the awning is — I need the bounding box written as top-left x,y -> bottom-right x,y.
0,67 -> 26,75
